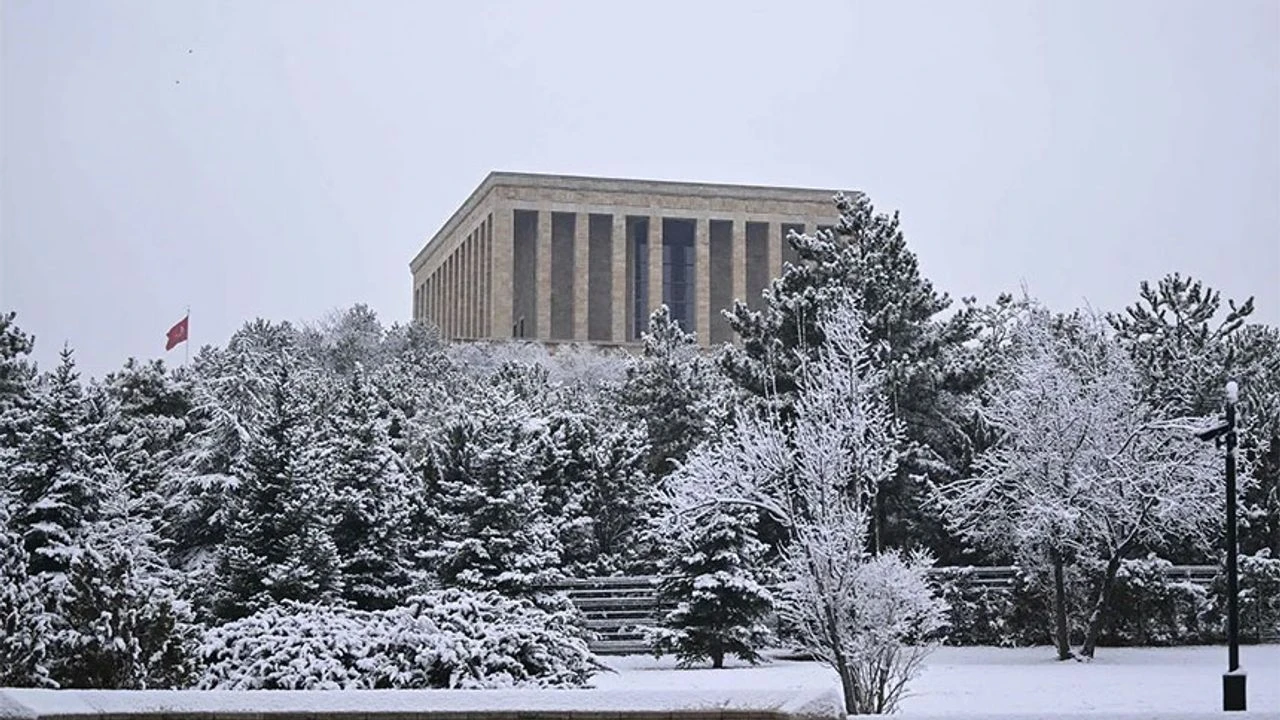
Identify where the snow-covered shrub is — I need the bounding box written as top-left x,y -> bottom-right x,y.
199,589 -> 599,689
933,567 -> 1019,647
782,547 -> 947,715
1095,555 -> 1210,646
1204,550 -> 1280,643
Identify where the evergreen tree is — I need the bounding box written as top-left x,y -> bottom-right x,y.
10,348 -> 100,577
423,382 -> 560,595
49,513 -> 199,688
0,498 -> 53,687
89,359 -> 191,522
651,504 -> 773,668
1228,324 -> 1280,556
720,193 -> 978,553
322,364 -> 413,609
619,306 -> 730,479
215,360 -> 338,619
1108,273 -> 1260,560
1108,273 -> 1253,417
302,303 -> 389,376
539,394 -> 652,575
0,311 -> 36,455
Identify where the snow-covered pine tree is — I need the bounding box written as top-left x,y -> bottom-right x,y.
215,359 -> 339,619
1229,324 -> 1280,556
1109,276 -> 1277,559
0,497 -> 53,688
375,320 -> 454,461
88,358 -> 191,523
719,193 -> 978,554
422,379 -> 560,595
161,320 -> 302,583
535,388 -> 653,576
0,312 -> 37,458
1108,273 -> 1253,417
619,305 -> 730,480
10,347 -> 101,578
321,363 -> 413,610
49,509 -> 200,688
651,503 -> 772,668
301,304 -> 389,377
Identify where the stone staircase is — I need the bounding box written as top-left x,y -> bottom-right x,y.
549,566 -> 1223,655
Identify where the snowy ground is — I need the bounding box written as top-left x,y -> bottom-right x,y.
592,644 -> 1280,716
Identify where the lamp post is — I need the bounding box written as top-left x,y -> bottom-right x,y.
1193,381 -> 1245,710
1222,380 -> 1245,711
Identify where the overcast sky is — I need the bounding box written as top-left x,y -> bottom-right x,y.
3,0 -> 1277,378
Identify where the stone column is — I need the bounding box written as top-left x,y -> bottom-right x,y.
465,233 -> 476,338
443,256 -> 451,339
462,236 -> 471,339
461,243 -> 469,339
490,207 -> 513,338
694,217 -> 710,345
573,212 -> 590,341
647,214 -> 664,317
469,230 -> 477,338
481,219 -> 491,337
536,209 -> 552,340
610,214 -> 627,342
769,221 -> 782,281
731,217 -> 747,308
450,252 -> 458,340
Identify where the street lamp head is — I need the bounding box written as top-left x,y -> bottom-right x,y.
1196,422 -> 1230,443
1226,381 -> 1239,405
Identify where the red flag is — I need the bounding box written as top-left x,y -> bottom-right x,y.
166,315 -> 189,351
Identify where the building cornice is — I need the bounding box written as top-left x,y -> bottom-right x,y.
410,171 -> 843,274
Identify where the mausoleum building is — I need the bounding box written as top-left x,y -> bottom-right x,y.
409,172 -> 837,347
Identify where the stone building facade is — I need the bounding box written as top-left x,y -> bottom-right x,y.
409,172 -> 838,347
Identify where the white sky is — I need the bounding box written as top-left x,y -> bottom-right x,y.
3,0 -> 1277,378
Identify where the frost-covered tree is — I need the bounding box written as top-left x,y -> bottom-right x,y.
9,348 -> 101,577
301,303 -> 389,376
421,380 -> 560,595
720,193 -> 979,553
321,363 -> 414,609
162,320 -> 303,578
0,312 -> 37,456
0,499 -> 53,688
1229,324 -> 1280,556
668,295 -> 944,714
650,504 -> 772,668
619,306 -> 730,479
215,359 -> 339,619
539,395 -> 653,576
935,309 -> 1220,659
1109,273 -> 1253,417
48,513 -> 200,688
89,359 -> 190,525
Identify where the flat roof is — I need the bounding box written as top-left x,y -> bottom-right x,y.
410,171 -> 842,272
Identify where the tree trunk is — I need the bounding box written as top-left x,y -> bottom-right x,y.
1051,551 -> 1073,661
836,657 -> 859,714
711,646 -> 724,669
873,489 -> 886,555
1081,553 -> 1123,658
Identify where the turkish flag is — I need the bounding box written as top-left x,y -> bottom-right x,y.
166,315 -> 189,351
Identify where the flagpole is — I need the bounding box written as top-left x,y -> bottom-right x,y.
185,306 -> 190,368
